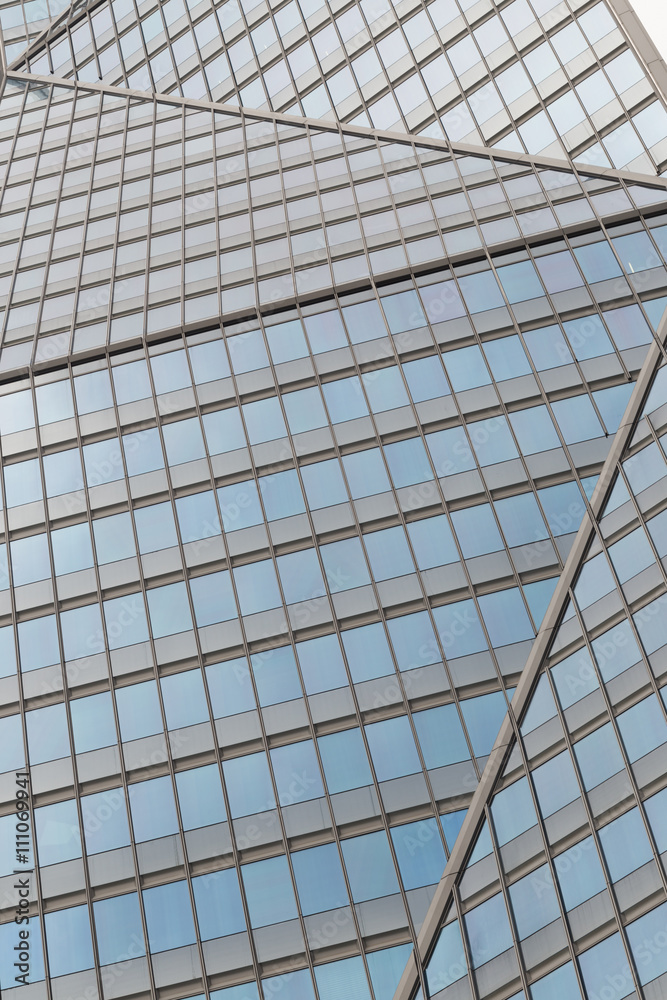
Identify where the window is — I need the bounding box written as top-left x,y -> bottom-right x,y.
143,881 -> 197,952
176,765 -> 226,830
296,633 -> 348,694
44,905 -> 95,976
223,752 -> 275,817
81,788 -> 131,855
134,501 -> 178,552
93,894 -> 145,965
115,681 -> 163,741
391,819 -> 446,890
510,863 -> 560,938
252,645 -> 302,706
147,582 -> 193,638
366,716 -> 421,780
292,843 -> 349,914
18,615 -> 59,672
464,892 -> 513,966
43,448 -> 83,496
579,935 -> 633,1000
321,537 -> 370,593
341,831 -> 400,901
193,868 -> 246,939
26,704 -> 70,764
413,704 -> 469,768
322,376 -> 368,422
71,692 -> 116,753
129,776 -> 179,842
242,855 -> 298,926
93,512 -> 136,563
61,604 -> 104,662
233,559 -> 282,615
35,799 -> 80,866
318,728 -> 373,793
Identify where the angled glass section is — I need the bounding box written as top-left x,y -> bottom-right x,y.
7,0 -> 667,171
404,341 -> 667,999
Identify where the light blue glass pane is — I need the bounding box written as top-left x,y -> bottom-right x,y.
163,417 -> 206,464
93,512 -> 136,564
342,622 -> 393,682
35,799 -> 80,866
465,892 -> 513,967
292,843 -> 349,915
112,359 -> 152,403
161,669 -> 208,729
592,620 -> 642,681
593,383 -> 634,432
271,740 -> 324,804
176,491 -> 220,542
11,533 -> 50,585
479,589 -> 533,646
367,944 -> 413,998
301,459 -> 348,508
129,776 -> 179,842
552,395 -> 604,444
510,406 -> 560,454
176,764 -> 226,830
263,970 -> 314,1000
363,366 -> 410,413
574,242 -> 622,282
205,659 -> 255,718
93,893 -> 145,965
321,537 -> 370,593
634,596 -> 667,656
427,426 -> 476,476
537,481 -> 585,537
387,611 -> 440,670
252,645 -> 301,706
283,385 -> 328,433
71,692 -> 116,753
233,559 -> 282,614
627,902 -> 667,985
497,260 -> 544,303
116,680 -> 163,741
61,603 -> 104,662
381,288 -> 426,333
458,269 -> 504,313
365,716 -> 421,780
495,492 -> 548,546
443,345 -> 491,390
192,869 -> 246,939
0,919 -> 45,986
75,370 -> 113,414
190,570 -> 236,626
150,350 -> 191,393
385,437 -> 433,487
44,905 -> 94,976
646,787 -> 667,852
52,522 -> 94,575
203,407 -> 246,454
315,956 -> 372,1000
510,863 -> 560,937
296,633 -> 348,694
342,299 -> 387,344
574,553 -> 616,610
403,356 -> 450,402
81,438 -> 125,486
227,329 -> 269,374
520,676 -> 558,735
407,514 -> 458,569
18,615 -> 59,671
189,339 -> 231,382
391,819 -> 446,889
555,836 -> 606,909
323,377 -> 369,422
468,415 -> 519,465
364,526 -> 413,580
147,581 -> 192,638
432,600 -> 487,658
483,335 -> 532,380
4,459 -> 42,507
81,788 -> 131,854
341,830 -> 400,902
532,751 -> 580,817
530,962 -> 581,1000
36,380 -> 74,424
600,807 -> 653,882
143,881 -> 197,951
303,308 -> 348,353
579,934 -> 633,1000
461,692 -> 507,757
217,479 -> 262,531
223,752 -> 275,816
277,547 -> 325,604
43,448 -> 83,496
318,728 -> 373,793
123,427 -> 164,475
242,855 -> 298,926
617,696 -> 667,762
574,723 -> 625,789
551,648 -> 598,709
425,920 -> 467,993
440,811 -> 466,852
523,324 -> 573,370
134,501 -> 178,553
413,704 -> 469,767
26,704 -> 70,764
342,448 -> 391,498
491,778 -> 537,846
563,314 -> 614,361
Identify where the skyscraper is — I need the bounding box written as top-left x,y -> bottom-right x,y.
0,0 -> 666,998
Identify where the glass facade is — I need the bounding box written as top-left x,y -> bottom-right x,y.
0,1 -> 666,1000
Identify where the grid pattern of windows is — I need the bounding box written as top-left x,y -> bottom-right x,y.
7,0 -> 667,173
0,1 -> 667,998
404,344 -> 667,999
